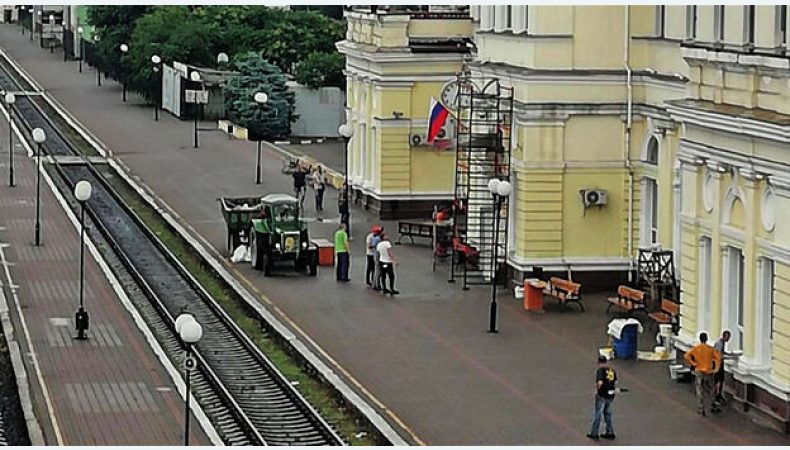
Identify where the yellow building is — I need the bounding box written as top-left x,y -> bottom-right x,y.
337,6 -> 473,218
468,4 -> 790,431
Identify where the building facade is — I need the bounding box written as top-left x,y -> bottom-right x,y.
468,4 -> 789,431
338,6 -> 472,218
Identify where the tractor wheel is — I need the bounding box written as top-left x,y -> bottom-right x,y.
251,229 -> 263,270
263,251 -> 273,276
295,257 -> 306,271
308,260 -> 317,276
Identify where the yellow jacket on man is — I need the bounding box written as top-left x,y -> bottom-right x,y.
684,344 -> 721,374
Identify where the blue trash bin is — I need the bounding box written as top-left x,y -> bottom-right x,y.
613,324 -> 638,359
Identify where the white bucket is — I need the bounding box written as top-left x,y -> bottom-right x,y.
514,286 -> 524,299
659,324 -> 673,335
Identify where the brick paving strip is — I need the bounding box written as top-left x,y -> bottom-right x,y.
0,105 -> 214,444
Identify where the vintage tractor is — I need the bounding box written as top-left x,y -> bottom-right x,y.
247,194 -> 318,276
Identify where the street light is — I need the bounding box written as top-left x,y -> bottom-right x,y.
151,54 -> 162,121
74,180 -> 92,340
5,93 -> 15,187
253,92 -> 268,184
48,14 -> 55,53
119,43 -> 129,102
76,26 -> 84,72
36,11 -> 42,48
28,8 -> 33,41
93,34 -> 101,86
32,127 -> 46,246
486,178 -> 512,333
338,124 -> 354,238
216,52 -> 228,68
190,71 -> 202,148
176,314 -> 202,446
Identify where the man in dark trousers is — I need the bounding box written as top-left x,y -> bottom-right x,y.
334,222 -> 350,282
338,184 -> 350,239
587,355 -> 617,440
292,164 -> 308,209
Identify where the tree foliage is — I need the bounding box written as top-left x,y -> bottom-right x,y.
86,6 -> 152,82
224,52 -> 296,140
294,52 -> 345,89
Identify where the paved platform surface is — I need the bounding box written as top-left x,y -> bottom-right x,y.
0,83 -> 209,444
2,26 -> 788,445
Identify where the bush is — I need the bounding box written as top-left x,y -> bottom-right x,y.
224,52 -> 296,140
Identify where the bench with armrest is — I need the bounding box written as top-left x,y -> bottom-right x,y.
543,277 -> 584,312
648,299 -> 680,332
397,220 -> 434,245
606,285 -> 646,316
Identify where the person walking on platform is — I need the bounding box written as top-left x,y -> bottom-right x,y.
371,227 -> 383,291
339,185 -> 350,239
366,226 -> 382,287
587,355 -> 617,440
684,332 -> 722,416
292,164 -> 308,209
311,165 -> 325,218
334,223 -> 350,282
713,330 -> 731,409
376,233 -> 399,296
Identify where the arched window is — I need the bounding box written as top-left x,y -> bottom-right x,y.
645,137 -> 659,165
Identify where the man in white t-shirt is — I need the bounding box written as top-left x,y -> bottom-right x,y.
375,233 -> 399,296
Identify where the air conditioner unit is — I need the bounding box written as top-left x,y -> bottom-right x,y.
409,133 -> 429,147
580,189 -> 607,208
409,118 -> 456,148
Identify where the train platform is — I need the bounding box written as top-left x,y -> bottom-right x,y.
1,25 -> 788,445
0,87 -> 212,443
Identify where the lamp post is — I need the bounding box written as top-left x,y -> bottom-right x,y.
93,34 -> 101,86
176,314 -> 202,447
76,26 -> 84,72
190,71 -> 202,148
119,43 -> 129,102
32,127 -> 45,246
253,92 -> 268,184
5,93 -> 15,187
486,178 -> 512,333
48,14 -> 55,53
74,180 -> 92,340
337,124 -> 353,238
36,10 -> 42,47
28,8 -> 33,41
216,52 -> 228,69
151,54 -> 161,121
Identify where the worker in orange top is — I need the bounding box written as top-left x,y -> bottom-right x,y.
684,332 -> 722,416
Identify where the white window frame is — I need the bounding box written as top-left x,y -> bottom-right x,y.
640,178 -> 659,248
698,236 -> 712,334
686,5 -> 698,40
755,258 -> 774,368
743,5 -> 755,47
370,126 -> 378,189
714,5 -> 725,43
776,5 -> 788,48
656,5 -> 665,38
480,5 -> 494,31
723,246 -> 745,352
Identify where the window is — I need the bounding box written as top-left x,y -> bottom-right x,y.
641,178 -> 659,247
656,5 -> 666,38
686,5 -> 698,40
505,5 -> 512,29
744,5 -> 755,47
714,5 -> 725,43
777,5 -> 788,48
724,247 -> 745,351
698,237 -> 712,334
645,136 -> 659,165
757,258 -> 775,366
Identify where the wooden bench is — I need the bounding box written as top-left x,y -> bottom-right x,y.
648,299 -> 680,332
606,285 -> 646,317
543,277 -> 584,312
397,220 -> 434,245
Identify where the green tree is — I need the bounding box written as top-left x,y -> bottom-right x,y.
294,52 -> 345,90
86,6 -> 151,81
224,52 -> 296,140
126,7 -> 215,100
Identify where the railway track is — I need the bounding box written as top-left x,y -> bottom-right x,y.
0,55 -> 345,446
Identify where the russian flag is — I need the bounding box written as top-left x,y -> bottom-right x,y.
427,97 -> 449,143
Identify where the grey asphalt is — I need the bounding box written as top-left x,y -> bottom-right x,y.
1,25 -> 788,445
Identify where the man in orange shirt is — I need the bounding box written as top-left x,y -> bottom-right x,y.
684,332 -> 722,416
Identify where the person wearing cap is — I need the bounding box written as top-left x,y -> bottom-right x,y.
365,226 -> 381,287
587,355 -> 617,440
